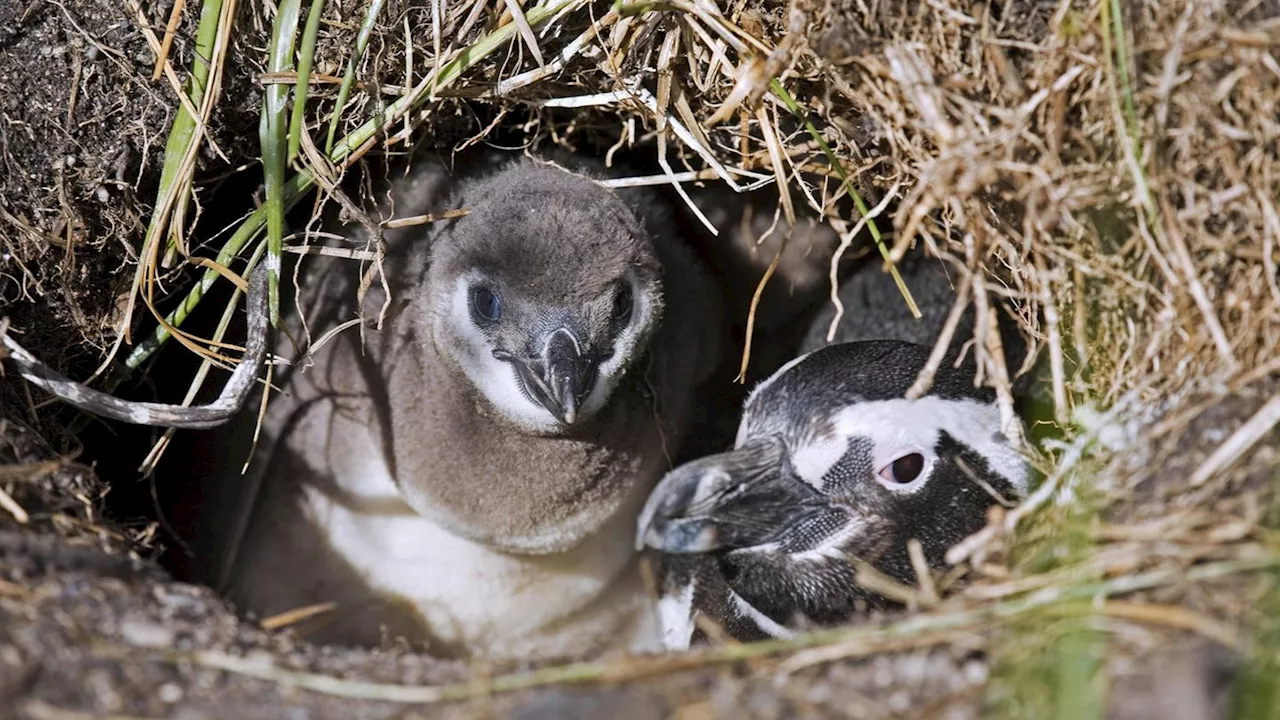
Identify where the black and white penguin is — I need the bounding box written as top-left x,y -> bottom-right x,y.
636,256 -> 1030,650
181,155 -> 720,660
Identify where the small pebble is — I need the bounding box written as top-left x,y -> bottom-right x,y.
95,186 -> 110,203
153,585 -> 209,613
191,625 -> 214,646
87,669 -> 124,712
872,655 -> 895,687
242,649 -> 277,668
119,616 -> 174,648
805,683 -> 831,705
896,652 -> 928,685
1201,426 -> 1228,445
157,682 -> 184,703
887,689 -> 911,713
963,659 -> 989,686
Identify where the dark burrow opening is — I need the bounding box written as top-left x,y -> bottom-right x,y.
71,113 -> 864,649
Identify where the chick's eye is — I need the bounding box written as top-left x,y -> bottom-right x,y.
611,285 -> 634,326
470,287 -> 501,322
878,453 -> 925,484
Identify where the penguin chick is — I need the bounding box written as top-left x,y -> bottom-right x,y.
201,156 -> 719,660
637,258 -> 1028,650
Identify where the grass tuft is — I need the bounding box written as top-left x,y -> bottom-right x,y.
260,0 -> 303,326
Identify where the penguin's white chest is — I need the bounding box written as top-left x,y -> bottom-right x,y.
297,424 -> 659,659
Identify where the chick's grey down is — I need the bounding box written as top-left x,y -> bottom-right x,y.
197,157 -> 719,660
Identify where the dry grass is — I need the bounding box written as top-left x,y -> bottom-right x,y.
3,0 -> 1280,716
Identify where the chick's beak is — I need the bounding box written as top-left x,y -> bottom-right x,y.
503,327 -> 599,426
636,434 -> 822,553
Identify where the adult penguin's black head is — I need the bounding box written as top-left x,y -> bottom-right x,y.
637,340 -> 1029,649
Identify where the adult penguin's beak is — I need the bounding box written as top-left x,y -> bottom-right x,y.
636,435 -> 828,553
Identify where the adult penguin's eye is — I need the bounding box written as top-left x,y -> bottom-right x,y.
611,285 -> 634,326
878,453 -> 925,484
470,287 -> 501,323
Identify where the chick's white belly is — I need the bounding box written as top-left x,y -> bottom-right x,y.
297,421 -> 659,659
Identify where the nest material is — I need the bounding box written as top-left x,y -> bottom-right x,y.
2,0 -> 1280,717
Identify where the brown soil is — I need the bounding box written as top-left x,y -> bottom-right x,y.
0,1 -> 246,371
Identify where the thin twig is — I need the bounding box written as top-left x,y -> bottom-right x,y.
825,183 -> 902,342
381,208 -> 470,228
906,270 -> 971,400
736,207 -> 784,381
0,485 -> 29,524
150,0 -> 187,81
502,0 -> 546,67
2,270 -> 270,429
261,602 -> 339,631
1188,394 -> 1280,487
907,539 -> 940,606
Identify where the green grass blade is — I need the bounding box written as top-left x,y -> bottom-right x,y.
1233,573 -> 1280,720
324,0 -> 388,154
1101,0 -> 1154,217
1054,615 -> 1106,720
261,0 -> 303,326
1231,471 -> 1280,720
1108,0 -> 1139,145
153,0 -> 225,262
289,0 -> 328,163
